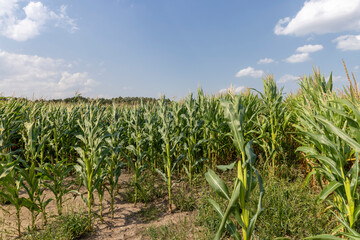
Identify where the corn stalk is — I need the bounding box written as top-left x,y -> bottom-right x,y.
206,95 -> 264,240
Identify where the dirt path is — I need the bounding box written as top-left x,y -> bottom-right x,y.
0,173 -> 192,240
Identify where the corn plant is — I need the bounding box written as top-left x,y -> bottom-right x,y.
296,72 -> 360,237
124,105 -> 148,204
144,105 -> 161,187
298,99 -> 360,237
105,106 -> 125,218
157,97 -> 183,212
21,119 -> 52,227
201,94 -> 231,169
18,160 -> 47,230
255,75 -> 290,170
74,104 -> 107,230
22,121 -> 50,167
0,155 -> 29,237
47,105 -> 70,164
183,93 -> 206,186
37,160 -> 73,216
0,99 -> 24,157
95,167 -> 107,217
206,95 -> 264,240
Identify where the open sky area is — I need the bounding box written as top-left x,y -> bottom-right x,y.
0,0 -> 359,99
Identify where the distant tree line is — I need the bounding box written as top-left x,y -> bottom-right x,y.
0,95 -> 171,106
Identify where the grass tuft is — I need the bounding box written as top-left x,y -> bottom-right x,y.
22,212 -> 90,240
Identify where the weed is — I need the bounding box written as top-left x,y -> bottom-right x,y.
252,176 -> 337,239
22,212 -> 90,240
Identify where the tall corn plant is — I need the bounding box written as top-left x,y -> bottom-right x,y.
105,105 -> 125,218
201,94 -> 231,169
297,73 -> 360,238
38,160 -> 73,216
299,100 -> 360,238
47,105 -> 75,164
157,97 -> 183,212
19,160 -> 48,230
0,99 -> 24,157
21,117 -> 52,227
144,105 -> 161,186
74,104 -> 106,230
183,93 -> 205,186
205,95 -> 264,240
255,75 -> 290,170
124,104 -> 148,204
0,155 -> 30,237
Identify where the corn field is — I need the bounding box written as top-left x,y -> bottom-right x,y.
0,69 -> 360,239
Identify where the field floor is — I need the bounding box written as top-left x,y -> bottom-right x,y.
0,172 -> 197,240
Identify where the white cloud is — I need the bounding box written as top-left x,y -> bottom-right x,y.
235,67 -> 264,78
285,53 -> 310,63
332,75 -> 347,82
277,74 -> 299,83
274,0 -> 360,36
218,86 -> 245,94
296,44 -> 323,53
0,50 -> 97,99
0,1 -> 77,41
355,65 -> 359,70
257,58 -> 275,64
333,35 -> 360,51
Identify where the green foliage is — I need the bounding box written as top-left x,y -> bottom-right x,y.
23,212 -> 90,240
157,97 -> 184,212
105,105 -> 125,218
0,67 -> 360,239
296,73 -> 360,236
206,95 -> 264,240
73,103 -> 107,230
255,75 -> 291,170
38,160 -> 73,216
253,176 -> 337,239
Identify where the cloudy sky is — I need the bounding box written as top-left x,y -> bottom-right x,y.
0,0 -> 359,99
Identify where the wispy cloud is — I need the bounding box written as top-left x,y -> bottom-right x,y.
285,53 -> 310,63
277,74 -> 299,83
296,44 -> 323,53
274,0 -> 360,36
0,1 -> 77,41
333,35 -> 360,51
332,75 -> 347,82
218,86 -> 245,94
235,67 -> 264,78
0,50 -> 97,99
257,58 -> 275,64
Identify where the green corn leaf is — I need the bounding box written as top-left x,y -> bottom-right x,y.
309,155 -> 342,178
302,169 -> 317,189
208,198 -> 223,218
296,146 -> 319,155
340,233 -> 360,240
305,234 -> 343,240
205,169 -> 230,200
319,181 -> 342,201
316,115 -> 360,152
333,99 -> 360,122
216,161 -> 236,171
156,168 -> 168,183
214,181 -> 242,240
354,205 -> 360,223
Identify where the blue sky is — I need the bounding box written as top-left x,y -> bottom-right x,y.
0,0 -> 359,99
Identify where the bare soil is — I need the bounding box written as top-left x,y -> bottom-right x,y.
0,173 -> 193,240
